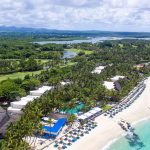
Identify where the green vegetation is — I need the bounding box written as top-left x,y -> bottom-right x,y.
102,105 -> 112,111
1,39 -> 150,149
66,48 -> 93,55
0,80 -> 26,100
0,70 -> 42,82
0,41 -> 64,59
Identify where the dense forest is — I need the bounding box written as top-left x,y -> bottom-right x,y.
0,42 -> 64,59
0,38 -> 150,149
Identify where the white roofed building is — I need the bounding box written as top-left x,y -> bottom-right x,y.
103,81 -> 115,90
91,66 -> 105,74
111,76 -> 125,82
60,81 -> 70,86
8,86 -> 52,114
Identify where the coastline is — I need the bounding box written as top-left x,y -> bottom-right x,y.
38,77 -> 150,150
102,116 -> 150,150
66,77 -> 150,150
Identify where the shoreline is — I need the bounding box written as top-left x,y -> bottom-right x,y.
66,77 -> 150,150
102,116 -> 150,150
38,77 -> 150,150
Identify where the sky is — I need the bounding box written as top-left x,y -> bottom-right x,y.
0,0 -> 150,32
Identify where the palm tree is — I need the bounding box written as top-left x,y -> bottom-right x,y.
68,114 -> 76,127
47,118 -> 53,138
33,123 -> 43,148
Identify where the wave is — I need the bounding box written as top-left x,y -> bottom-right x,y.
101,116 -> 150,150
101,138 -> 119,150
132,116 -> 150,126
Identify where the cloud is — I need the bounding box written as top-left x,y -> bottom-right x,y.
0,0 -> 149,31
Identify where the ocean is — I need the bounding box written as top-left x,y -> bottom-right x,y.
107,118 -> 150,150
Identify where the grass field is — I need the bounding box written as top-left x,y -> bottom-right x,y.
0,70 -> 42,82
65,48 -> 93,55
0,61 -> 76,82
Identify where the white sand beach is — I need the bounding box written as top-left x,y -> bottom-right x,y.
67,78 -> 150,150
37,77 -> 150,150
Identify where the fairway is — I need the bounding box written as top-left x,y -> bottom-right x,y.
0,70 -> 42,82
0,61 -> 76,82
65,48 -> 93,55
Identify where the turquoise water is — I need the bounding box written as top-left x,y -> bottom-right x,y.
108,119 -> 150,150
60,103 -> 84,114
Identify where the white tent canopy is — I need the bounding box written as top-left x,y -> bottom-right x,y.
92,107 -> 102,112
78,115 -> 87,120
84,112 -> 93,117
78,107 -> 102,120
88,109 -> 98,114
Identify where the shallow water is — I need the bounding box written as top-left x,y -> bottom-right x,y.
63,50 -> 77,59
107,118 -> 150,150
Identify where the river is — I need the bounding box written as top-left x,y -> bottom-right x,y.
33,37 -> 150,45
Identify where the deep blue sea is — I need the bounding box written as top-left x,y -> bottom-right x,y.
107,118 -> 150,150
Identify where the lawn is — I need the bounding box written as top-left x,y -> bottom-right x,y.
65,48 -> 93,55
102,105 -> 112,111
35,59 -> 50,63
0,70 -> 42,82
0,61 -> 76,82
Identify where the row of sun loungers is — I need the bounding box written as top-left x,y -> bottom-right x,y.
53,121 -> 97,150
104,82 -> 145,118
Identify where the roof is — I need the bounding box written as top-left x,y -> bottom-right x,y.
0,106 -> 5,113
61,81 -> 70,86
91,66 -> 105,74
30,86 -> 52,96
0,107 -> 6,124
103,81 -> 115,90
7,107 -> 22,114
21,95 -> 39,102
43,118 -> 67,135
0,113 -> 21,137
111,76 -> 125,82
78,107 -> 102,120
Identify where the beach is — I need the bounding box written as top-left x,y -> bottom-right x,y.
37,77 -> 150,150
66,78 -> 150,150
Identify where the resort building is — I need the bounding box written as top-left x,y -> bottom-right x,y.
0,106 -> 21,139
7,86 -> 53,114
110,75 -> 125,82
60,81 -> 70,86
134,64 -> 145,70
42,118 -> 67,138
103,81 -> 122,91
30,86 -> 52,96
91,66 -> 105,74
78,107 -> 102,120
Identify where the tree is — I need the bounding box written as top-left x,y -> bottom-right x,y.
21,78 -> 40,91
0,80 -> 26,100
68,114 -> 76,126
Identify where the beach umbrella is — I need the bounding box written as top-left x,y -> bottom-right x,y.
58,146 -> 62,150
54,143 -> 58,148
85,131 -> 89,134
62,145 -> 67,149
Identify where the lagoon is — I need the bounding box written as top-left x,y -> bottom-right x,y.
63,50 -> 77,59
34,37 -> 150,45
